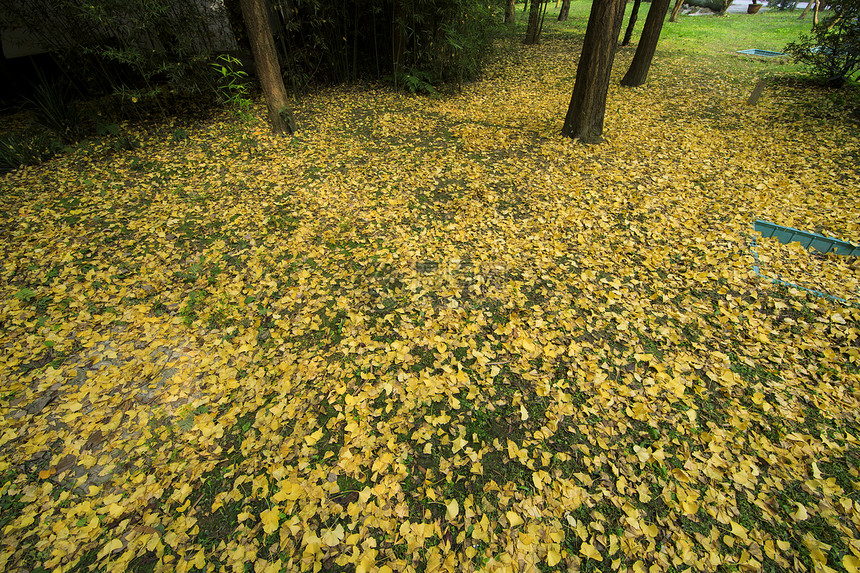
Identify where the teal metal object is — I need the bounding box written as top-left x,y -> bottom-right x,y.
737,49 -> 786,57
754,220 -> 860,256
749,220 -> 858,305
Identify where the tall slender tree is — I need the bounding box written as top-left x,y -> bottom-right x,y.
505,0 -> 517,23
561,0 -> 627,143
558,0 -> 571,21
239,0 -> 295,134
524,0 -> 548,44
670,0 -> 686,21
622,0 -> 643,45
620,0 -> 671,86
392,0 -> 407,86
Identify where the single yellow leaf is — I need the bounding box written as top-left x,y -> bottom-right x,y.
305,429 -> 324,446
97,538 -> 123,560
844,554 -> 860,573
260,508 -> 280,535
445,499 -> 459,521
320,523 -> 344,546
346,533 -> 361,545
107,503 -> 124,519
681,498 -> 698,515
730,520 -> 749,540
792,503 -> 809,521
506,510 -> 524,527
547,549 -> 562,566
580,541 -> 603,562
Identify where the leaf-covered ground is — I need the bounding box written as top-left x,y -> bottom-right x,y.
2,11 -> 860,573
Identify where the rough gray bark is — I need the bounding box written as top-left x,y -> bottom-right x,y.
621,0 -> 671,86
561,0 -> 627,143
239,0 -> 295,134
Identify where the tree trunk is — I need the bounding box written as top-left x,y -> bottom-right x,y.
620,0 -> 671,86
670,0 -> 685,21
622,0 -> 643,46
505,0 -> 517,24
799,0 -> 812,18
392,0 -> 407,86
239,0 -> 295,134
813,0 -> 820,25
561,0 -> 627,143
524,0 -> 529,13
524,0 -> 544,44
558,0 -> 571,21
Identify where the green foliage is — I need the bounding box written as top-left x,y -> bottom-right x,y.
402,0 -> 502,86
0,0 -> 224,111
95,122 -> 140,151
400,69 -> 437,94
0,131 -> 61,173
212,54 -> 253,122
23,75 -> 83,144
687,0 -> 735,14
1,0 -> 502,111
785,0 -> 860,87
272,0 -> 503,91
171,127 -> 189,143
767,0 -> 798,10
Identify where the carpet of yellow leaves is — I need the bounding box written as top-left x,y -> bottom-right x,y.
1,28 -> 859,573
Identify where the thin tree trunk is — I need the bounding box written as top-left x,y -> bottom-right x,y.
799,0 -> 812,18
813,0 -> 820,26
562,0 -> 627,143
670,0 -> 685,22
239,0 -> 295,134
622,0 -> 643,46
393,0 -> 406,88
505,0 -> 517,24
621,0 -> 671,86
524,0 -> 544,43
537,0 -> 549,37
558,0 -> 571,21
524,0 -> 530,13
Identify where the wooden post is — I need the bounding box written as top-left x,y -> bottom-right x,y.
747,79 -> 766,105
